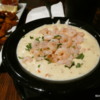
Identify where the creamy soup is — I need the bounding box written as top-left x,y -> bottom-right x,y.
17,24 -> 100,81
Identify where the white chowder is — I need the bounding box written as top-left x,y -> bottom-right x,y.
17,24 -> 100,81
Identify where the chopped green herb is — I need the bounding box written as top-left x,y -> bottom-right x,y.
44,57 -> 51,64
39,48 -> 42,51
76,53 -> 84,59
38,64 -> 41,68
26,43 -> 32,51
54,35 -> 61,39
64,65 -> 68,68
42,36 -> 44,41
47,47 -> 50,50
35,37 -> 40,42
71,61 -> 75,67
32,56 -> 34,58
57,43 -> 62,48
64,61 -> 75,69
30,36 -> 34,39
72,46 -> 75,48
43,55 -> 46,57
76,63 -> 82,68
18,56 -> 24,59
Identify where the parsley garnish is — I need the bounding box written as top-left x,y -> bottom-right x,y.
38,64 -> 41,68
71,61 -> 75,67
26,43 -> 32,51
32,56 -> 34,58
42,36 -> 44,41
35,37 -> 40,42
64,61 -> 75,69
64,65 -> 68,68
18,56 -> 24,59
30,36 -> 34,39
76,53 -> 84,59
44,56 -> 51,64
57,43 -> 62,48
76,63 -> 82,68
54,35 -> 61,39
39,48 -> 42,51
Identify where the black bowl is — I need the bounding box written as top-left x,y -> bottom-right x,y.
2,17 -> 100,96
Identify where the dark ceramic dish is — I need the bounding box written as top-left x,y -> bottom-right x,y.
2,17 -> 100,97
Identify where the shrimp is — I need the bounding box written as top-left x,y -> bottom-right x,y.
22,56 -> 33,63
76,35 -> 84,44
39,28 -> 49,35
72,35 -> 84,44
32,41 -> 39,49
39,41 -> 48,50
78,32 -> 85,37
66,27 -> 77,37
57,55 -> 73,66
55,48 -> 70,59
33,50 -> 42,58
44,35 -> 53,41
60,37 -> 72,47
52,54 -> 59,62
62,27 -> 68,33
47,39 -> 58,51
43,49 -> 53,55
30,49 -> 34,54
59,27 -> 68,34
25,24 -> 85,67
69,47 -> 79,57
60,34 -> 68,43
67,38 -> 73,47
52,26 -> 60,34
65,60 -> 73,67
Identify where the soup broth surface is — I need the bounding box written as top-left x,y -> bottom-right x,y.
17,24 -> 100,81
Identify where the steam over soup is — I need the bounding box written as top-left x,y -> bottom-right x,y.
17,24 -> 100,81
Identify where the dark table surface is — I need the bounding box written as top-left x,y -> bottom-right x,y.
0,0 -> 100,100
